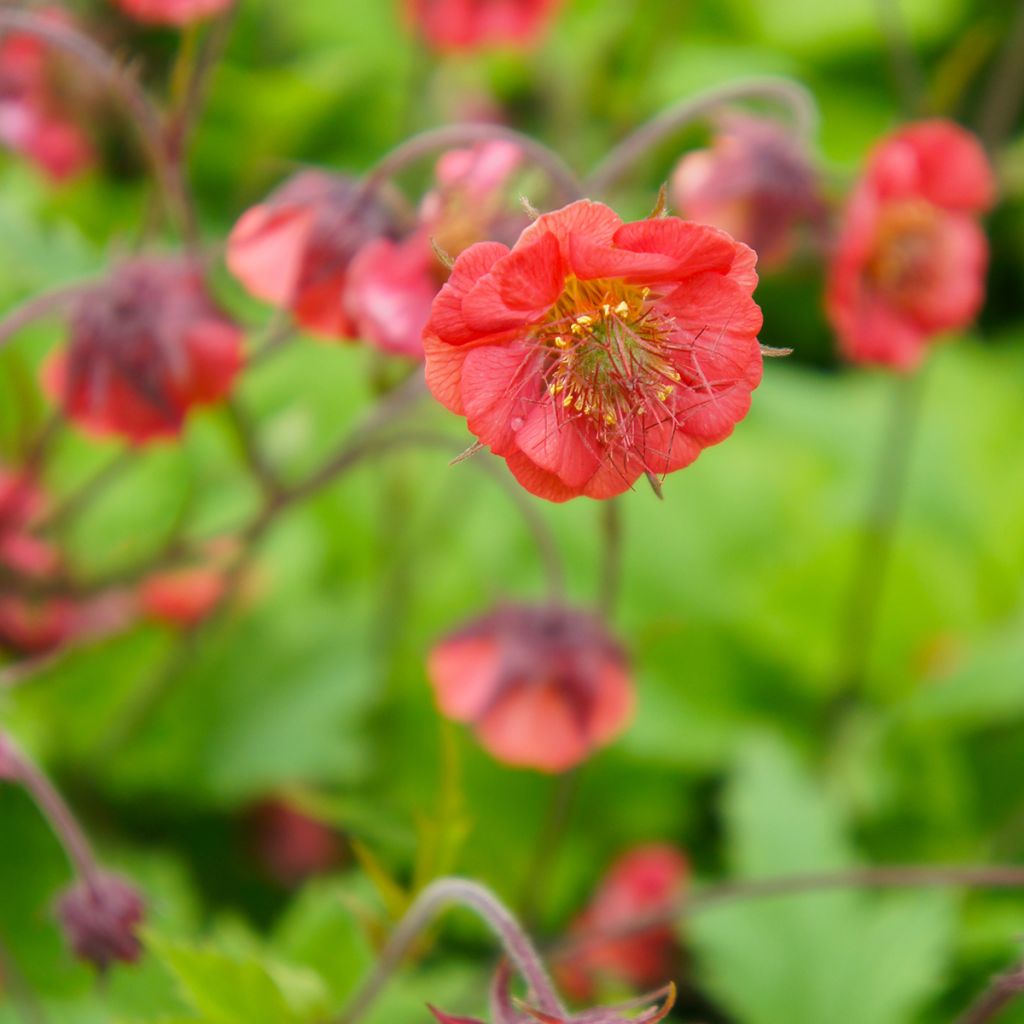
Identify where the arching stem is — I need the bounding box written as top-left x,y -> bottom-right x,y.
587,76 -> 818,196
336,878 -> 565,1024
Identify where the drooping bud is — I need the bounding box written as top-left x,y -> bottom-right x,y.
140,566 -> 226,628
113,0 -> 233,27
671,113 -> 823,269
43,258 -> 244,443
55,872 -> 145,972
427,603 -> 633,773
246,798 -> 344,887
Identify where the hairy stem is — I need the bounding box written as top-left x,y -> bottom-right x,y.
956,958 -> 1024,1024
337,878 -> 565,1024
0,282 -> 87,354
587,75 -> 818,195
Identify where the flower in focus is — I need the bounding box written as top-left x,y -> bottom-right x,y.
0,9 -> 94,181
405,0 -> 562,52
113,0 -> 233,26
227,170 -> 397,340
44,258 -> 244,444
140,566 -> 225,627
424,199 -> 763,501
55,872 -> 145,972
557,846 -> 688,1001
826,119 -> 995,370
247,798 -> 344,887
427,603 -> 633,773
346,140 -> 524,357
671,114 -> 823,269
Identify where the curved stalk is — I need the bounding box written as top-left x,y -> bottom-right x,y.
587,76 -> 819,195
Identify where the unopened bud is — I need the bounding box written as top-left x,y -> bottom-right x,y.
56,872 -> 144,972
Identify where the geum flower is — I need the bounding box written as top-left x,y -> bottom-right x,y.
424,199 -> 763,501
0,9 -> 94,181
427,603 -> 633,773
227,170 -> 397,341
405,0 -> 563,52
114,0 -> 233,26
56,872 -> 144,972
557,846 -> 688,1001
671,113 -> 823,269
826,119 -> 995,370
44,258 -> 244,444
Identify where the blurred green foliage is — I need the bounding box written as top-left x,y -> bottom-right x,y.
3,0 -> 1024,1022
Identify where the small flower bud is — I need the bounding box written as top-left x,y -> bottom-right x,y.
56,872 -> 145,972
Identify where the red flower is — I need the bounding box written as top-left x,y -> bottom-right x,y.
0,11 -> 93,181
0,595 -> 77,655
671,114 -> 823,269
424,199 -> 763,501
247,799 -> 343,887
114,0 -> 232,26
427,604 -> 633,773
56,872 -> 144,972
44,258 -> 244,444
227,170 -> 396,341
557,846 -> 688,1000
826,119 -> 995,370
0,469 -> 58,579
405,0 -> 562,52
140,566 -> 225,627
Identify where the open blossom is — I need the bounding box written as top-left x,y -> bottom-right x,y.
56,872 -> 144,972
427,603 -> 633,773
44,258 -> 244,444
405,0 -> 562,52
346,140 -> 524,357
114,0 -> 233,26
0,10 -> 93,181
671,114 -> 823,269
826,119 -> 995,370
227,170 -> 396,341
557,846 -> 688,1000
424,199 -> 763,501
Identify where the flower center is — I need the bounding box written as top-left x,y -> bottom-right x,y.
532,277 -> 680,441
867,200 -> 942,302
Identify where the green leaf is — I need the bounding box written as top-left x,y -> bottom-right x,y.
689,736 -> 956,1024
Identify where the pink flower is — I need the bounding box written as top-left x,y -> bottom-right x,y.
114,0 -> 233,27
427,604 -> 633,773
0,11 -> 93,181
56,873 -> 144,972
227,170 -> 397,340
44,258 -> 244,444
671,114 -> 823,269
140,566 -> 225,627
557,846 -> 688,1000
826,119 -> 995,370
0,595 -> 77,655
423,199 -> 763,501
405,0 -> 562,52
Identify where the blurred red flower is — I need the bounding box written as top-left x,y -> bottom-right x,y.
0,10 -> 94,181
44,258 -> 244,444
140,566 -> 226,627
227,170 -> 397,341
671,114 -> 823,269
427,603 -> 633,773
405,0 -> 562,52
114,0 -> 233,26
826,119 -> 995,370
424,199 -> 763,501
0,470 -> 58,579
247,799 -> 343,887
557,845 -> 688,1000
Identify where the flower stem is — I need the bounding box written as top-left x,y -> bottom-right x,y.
955,958 -> 1024,1024
0,734 -> 100,886
337,878 -> 565,1024
598,498 -> 624,619
586,75 -> 818,196
829,370 -> 926,717
360,123 -> 584,206
0,282 -> 88,354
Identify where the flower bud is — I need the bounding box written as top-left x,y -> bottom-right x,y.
55,872 -> 145,972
